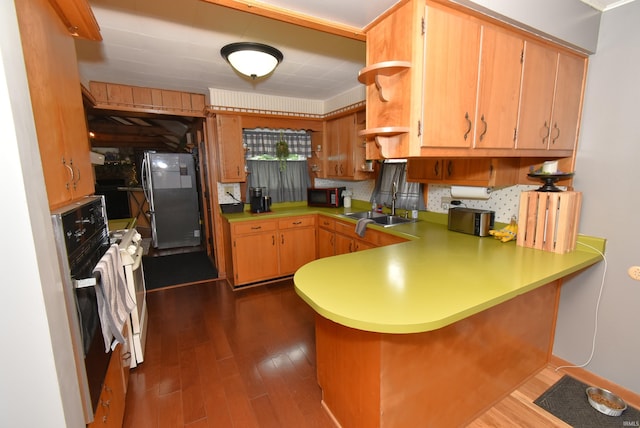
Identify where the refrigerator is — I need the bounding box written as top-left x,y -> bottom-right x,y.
142,151 -> 201,249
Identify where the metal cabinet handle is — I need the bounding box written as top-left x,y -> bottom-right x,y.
292,221 -> 302,225
62,157 -> 73,190
434,160 -> 439,177
447,160 -> 453,177
71,159 -> 80,190
551,123 -> 560,144
251,226 -> 262,230
479,115 -> 488,142
281,234 -> 284,245
272,235 -> 275,246
464,112 -> 472,141
236,166 -> 240,176
542,121 -> 550,145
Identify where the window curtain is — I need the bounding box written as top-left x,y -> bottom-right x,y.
243,128 -> 312,158
371,161 -> 425,211
245,159 -> 311,203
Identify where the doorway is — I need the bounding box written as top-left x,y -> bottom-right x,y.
84,105 -> 215,263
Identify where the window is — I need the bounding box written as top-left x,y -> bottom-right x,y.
371,160 -> 425,211
243,129 -> 312,203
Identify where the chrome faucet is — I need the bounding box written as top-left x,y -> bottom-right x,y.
391,181 -> 397,216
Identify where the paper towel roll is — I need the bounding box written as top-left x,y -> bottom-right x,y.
450,186 -> 491,200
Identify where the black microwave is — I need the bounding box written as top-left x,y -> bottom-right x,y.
307,187 -> 346,208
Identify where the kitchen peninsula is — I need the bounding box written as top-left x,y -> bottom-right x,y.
293,211 -> 605,427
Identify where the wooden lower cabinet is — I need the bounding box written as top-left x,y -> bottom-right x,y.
330,217 -> 407,256
231,219 -> 279,285
228,214 -> 407,286
89,342 -> 127,427
278,216 -> 317,275
318,217 -> 336,258
335,233 -> 375,255
228,215 -> 316,286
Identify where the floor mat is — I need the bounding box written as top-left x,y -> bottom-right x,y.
534,375 -> 640,427
143,251 -> 217,290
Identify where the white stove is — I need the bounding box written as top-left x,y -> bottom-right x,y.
110,228 -> 148,368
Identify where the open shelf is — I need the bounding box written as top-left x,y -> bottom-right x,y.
358,61 -> 411,102
358,127 -> 410,138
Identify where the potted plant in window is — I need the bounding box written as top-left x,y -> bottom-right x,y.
275,134 -> 289,171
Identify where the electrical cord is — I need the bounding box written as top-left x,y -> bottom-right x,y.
554,241 -> 607,372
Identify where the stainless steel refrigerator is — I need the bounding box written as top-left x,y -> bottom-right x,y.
142,151 -> 201,249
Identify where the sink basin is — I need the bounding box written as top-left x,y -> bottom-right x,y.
342,211 -> 416,227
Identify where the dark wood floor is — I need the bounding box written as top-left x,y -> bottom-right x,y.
124,279 -> 639,427
123,279 -> 335,428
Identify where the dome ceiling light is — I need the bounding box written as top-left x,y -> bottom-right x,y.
220,42 -> 284,79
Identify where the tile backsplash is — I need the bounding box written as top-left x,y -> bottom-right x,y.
218,178 -> 539,223
315,178 -> 539,223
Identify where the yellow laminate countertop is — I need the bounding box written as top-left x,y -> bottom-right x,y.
222,202 -> 605,334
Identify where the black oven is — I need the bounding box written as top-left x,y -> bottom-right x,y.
51,196 -> 111,423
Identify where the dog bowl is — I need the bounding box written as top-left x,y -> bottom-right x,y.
586,386 -> 627,416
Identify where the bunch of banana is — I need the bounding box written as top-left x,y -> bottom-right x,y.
489,217 -> 518,243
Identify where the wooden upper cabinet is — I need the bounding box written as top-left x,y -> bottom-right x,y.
48,0 -> 101,40
422,7 -> 523,151
407,158 -> 519,186
423,6 -> 481,149
474,26 -> 524,150
517,42 -> 586,153
360,0 -> 424,158
325,115 -> 349,178
325,111 -> 371,180
550,52 -> 586,151
16,0 -> 95,208
215,114 -> 245,183
362,0 -> 586,160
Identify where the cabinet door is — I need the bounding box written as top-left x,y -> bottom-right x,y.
216,114 -> 245,182
233,232 -> 279,285
16,0 -> 94,208
89,348 -> 125,428
318,227 -> 335,259
354,239 -> 375,252
443,159 -> 484,182
326,115 -> 353,178
423,6 -> 481,148
474,26 -> 523,149
517,41 -> 558,150
407,158 -> 443,181
279,227 -> 316,275
549,53 -> 585,151
335,233 -> 354,255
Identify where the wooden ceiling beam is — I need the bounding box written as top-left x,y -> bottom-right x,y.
200,0 -> 366,41
88,122 -> 178,137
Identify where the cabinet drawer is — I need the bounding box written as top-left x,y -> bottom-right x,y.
232,220 -> 277,235
335,220 -> 359,239
278,216 -> 315,229
318,215 -> 335,230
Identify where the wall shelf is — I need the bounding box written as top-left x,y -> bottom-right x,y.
358,61 -> 411,102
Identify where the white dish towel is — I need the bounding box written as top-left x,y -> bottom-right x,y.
93,244 -> 136,352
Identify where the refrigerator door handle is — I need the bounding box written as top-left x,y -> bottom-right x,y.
141,157 -> 150,203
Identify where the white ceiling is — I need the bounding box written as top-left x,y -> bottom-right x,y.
75,0 -> 635,103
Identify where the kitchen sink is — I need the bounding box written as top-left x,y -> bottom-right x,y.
342,211 -> 417,227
